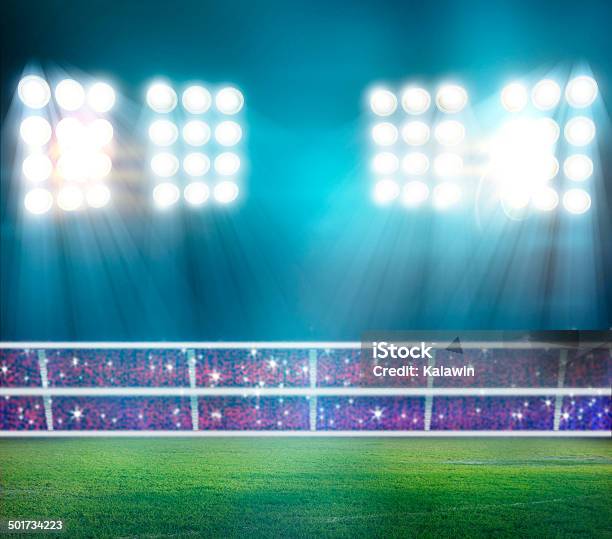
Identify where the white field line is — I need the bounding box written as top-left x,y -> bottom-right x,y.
0,430 -> 609,438
1,387 -> 609,397
1,341 -> 609,350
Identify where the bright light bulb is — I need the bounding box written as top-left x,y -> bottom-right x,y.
55,117 -> 84,148
19,116 -> 52,146
401,121 -> 430,146
534,118 -> 560,146
433,153 -> 463,177
566,76 -> 598,108
22,153 -> 52,182
18,75 -> 51,109
371,152 -> 399,175
183,152 -> 210,176
532,187 -> 559,211
373,178 -> 400,204
182,120 -> 210,146
24,188 -> 53,215
369,89 -> 397,116
86,184 -> 111,208
401,87 -> 430,114
149,119 -> 178,146
87,82 -> 115,113
57,185 -> 84,211
153,182 -> 180,208
401,152 -> 429,176
532,79 -> 561,110
402,180 -> 429,207
182,85 -> 211,114
214,152 -> 241,176
500,82 -> 528,112
371,122 -> 398,146
88,119 -> 114,147
434,120 -> 465,146
564,154 -> 593,181
213,181 -> 239,203
564,116 -> 595,146
215,87 -> 244,114
89,153 -> 112,180
57,151 -> 90,181
214,121 -> 242,146
433,182 -> 461,209
184,181 -> 210,205
435,85 -> 468,113
151,152 -> 179,177
55,79 -> 85,111
501,186 -> 531,209
146,83 -> 177,113
563,188 -> 591,214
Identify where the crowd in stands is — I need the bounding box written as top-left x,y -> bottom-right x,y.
430,397 -> 555,430
559,397 -> 611,431
198,397 -> 309,430
194,349 -> 310,387
45,349 -> 189,387
0,349 -> 42,387
316,397 -> 424,430
0,396 -> 47,430
565,348 -> 611,388
52,397 -> 192,430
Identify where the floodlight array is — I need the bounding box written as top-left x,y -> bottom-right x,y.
368,83 -> 469,209
146,82 -> 244,209
18,75 -> 115,214
497,75 -> 598,215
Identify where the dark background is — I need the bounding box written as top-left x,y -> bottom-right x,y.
1,0 -> 611,341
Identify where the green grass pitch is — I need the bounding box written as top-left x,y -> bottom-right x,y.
1,438 -> 611,537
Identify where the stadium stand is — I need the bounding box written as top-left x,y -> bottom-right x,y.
0,349 -> 42,387
0,396 -> 47,430
559,397 -> 610,430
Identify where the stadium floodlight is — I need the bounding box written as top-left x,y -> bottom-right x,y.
22,153 -> 53,183
18,75 -> 51,109
371,151 -> 400,175
531,79 -> 561,110
563,154 -> 593,181
55,117 -> 84,148
213,180 -> 239,203
85,183 -> 111,208
87,82 -> 115,113
214,152 -> 241,176
369,88 -> 397,116
401,180 -> 429,207
532,186 -> 559,211
183,152 -> 210,177
534,117 -> 560,147
373,178 -> 400,204
565,76 -> 598,108
500,82 -> 528,112
563,188 -> 591,214
432,182 -> 461,208
401,87 -> 431,115
146,82 -> 177,113
148,119 -> 178,146
151,152 -> 179,177
433,153 -> 463,177
401,152 -> 429,176
401,121 -> 430,146
153,181 -> 180,208
564,116 -> 595,146
371,122 -> 399,146
57,184 -> 84,211
89,153 -> 113,180
182,120 -> 211,146
215,87 -> 244,115
435,84 -> 468,113
182,85 -> 212,114
214,120 -> 242,146
24,187 -> 53,215
54,79 -> 85,111
57,151 -> 89,181
434,120 -> 465,146
19,116 -> 52,146
184,181 -> 210,206
500,186 -> 531,209
88,118 -> 114,148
